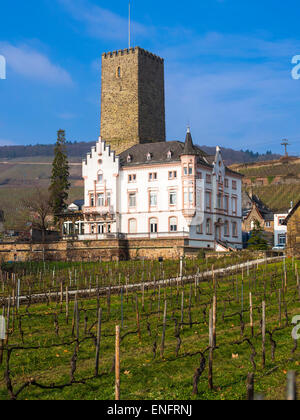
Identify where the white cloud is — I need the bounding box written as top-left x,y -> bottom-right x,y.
58,0 -> 152,43
165,61 -> 299,152
162,31 -> 300,152
0,138 -> 15,146
0,43 -> 73,86
57,112 -> 78,120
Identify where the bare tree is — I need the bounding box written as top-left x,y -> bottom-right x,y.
22,188 -> 53,242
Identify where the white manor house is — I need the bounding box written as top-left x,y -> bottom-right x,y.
62,46 -> 243,252
63,130 -> 243,251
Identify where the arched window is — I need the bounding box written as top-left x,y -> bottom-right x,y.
129,219 -> 137,234
206,219 -> 212,235
170,217 -> 177,232
150,218 -> 158,233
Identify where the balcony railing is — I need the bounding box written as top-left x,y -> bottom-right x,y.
62,231 -> 190,241
83,206 -> 114,215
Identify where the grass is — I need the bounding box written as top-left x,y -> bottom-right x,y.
0,257 -> 299,400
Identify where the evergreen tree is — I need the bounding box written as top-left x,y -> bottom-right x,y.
49,130 -> 70,219
247,221 -> 269,250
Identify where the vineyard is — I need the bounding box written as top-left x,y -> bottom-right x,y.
0,255 -> 300,400
236,160 -> 300,179
247,185 -> 300,212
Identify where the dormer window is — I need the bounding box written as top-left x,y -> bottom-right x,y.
167,150 -> 172,159
127,154 -> 132,163
147,152 -> 152,161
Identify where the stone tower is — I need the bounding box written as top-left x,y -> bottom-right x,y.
100,47 -> 166,154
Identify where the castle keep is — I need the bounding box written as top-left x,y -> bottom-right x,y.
100,47 -> 166,154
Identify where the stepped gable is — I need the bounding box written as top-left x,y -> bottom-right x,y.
119,141 -> 209,167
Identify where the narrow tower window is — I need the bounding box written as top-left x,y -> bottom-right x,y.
117,66 -> 121,78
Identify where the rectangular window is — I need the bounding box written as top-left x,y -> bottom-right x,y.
184,167 -> 188,176
169,191 -> 177,205
279,218 -> 285,225
206,191 -> 211,211
150,219 -> 158,233
265,221 -> 271,228
188,165 -> 193,175
98,173 -> 103,183
232,222 -> 237,237
98,224 -> 104,234
129,219 -> 137,234
196,224 -> 203,234
129,193 -> 136,208
128,174 -> 136,183
107,224 -> 111,233
97,193 -> 104,207
224,179 -> 229,188
168,171 -> 173,179
149,173 -> 157,181
232,197 -> 237,215
278,234 -> 286,245
189,191 -> 193,204
224,222 -> 229,236
224,195 -> 229,212
232,180 -> 237,190
206,219 -> 212,235
206,174 -> 212,184
150,192 -> 157,207
170,217 -> 177,232
90,195 -> 95,207
217,193 -> 223,210
184,191 -> 188,204
107,192 -> 111,207
173,171 -> 177,178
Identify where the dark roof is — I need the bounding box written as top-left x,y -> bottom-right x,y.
243,193 -> 274,221
182,130 -> 198,156
119,141 -> 210,167
71,199 -> 84,210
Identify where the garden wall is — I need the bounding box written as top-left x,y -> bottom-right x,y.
0,238 -> 202,262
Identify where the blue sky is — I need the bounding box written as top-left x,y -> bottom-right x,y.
1,0 -> 300,154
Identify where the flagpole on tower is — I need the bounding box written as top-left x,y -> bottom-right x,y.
128,1 -> 131,49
